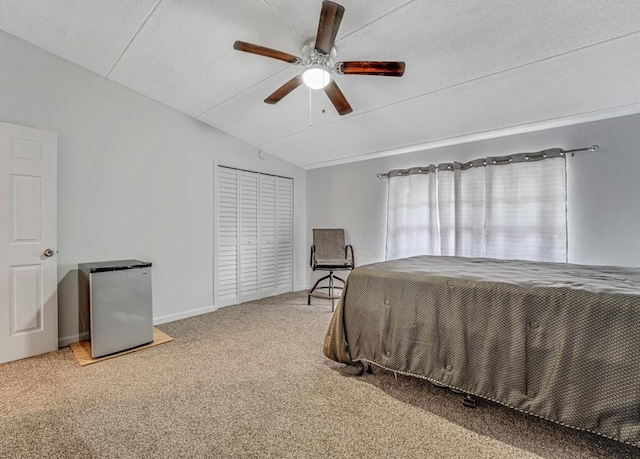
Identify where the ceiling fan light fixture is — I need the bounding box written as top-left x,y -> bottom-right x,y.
302,66 -> 332,89
233,2 -> 404,115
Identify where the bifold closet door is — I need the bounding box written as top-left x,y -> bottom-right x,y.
238,171 -> 259,303
259,174 -> 277,298
216,167 -> 293,307
276,177 -> 293,294
217,168 -> 239,307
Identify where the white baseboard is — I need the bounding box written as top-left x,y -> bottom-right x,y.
295,284 -> 309,292
153,305 -> 219,325
58,332 -> 89,348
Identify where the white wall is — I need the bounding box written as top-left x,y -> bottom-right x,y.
0,31 -> 307,346
307,113 -> 640,284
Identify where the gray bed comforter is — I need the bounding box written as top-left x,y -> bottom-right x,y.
324,255 -> 640,447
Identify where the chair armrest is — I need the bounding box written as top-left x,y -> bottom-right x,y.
310,245 -> 316,269
345,245 -> 355,267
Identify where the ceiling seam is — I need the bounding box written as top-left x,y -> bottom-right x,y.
335,0 -> 417,44
256,28 -> 640,147
195,2 -> 304,119
195,65 -> 291,119
299,102 -> 640,169
262,0 -> 304,41
105,0 -> 163,78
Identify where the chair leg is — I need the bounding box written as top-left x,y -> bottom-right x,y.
308,271 -> 343,311
329,272 -> 335,312
332,275 -> 346,284
309,274 -> 332,295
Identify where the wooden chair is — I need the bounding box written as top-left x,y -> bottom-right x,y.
308,229 -> 355,311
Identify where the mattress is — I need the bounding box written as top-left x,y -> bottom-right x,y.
324,255 -> 640,447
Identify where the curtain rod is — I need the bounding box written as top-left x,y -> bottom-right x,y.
564,145 -> 599,155
376,145 -> 599,179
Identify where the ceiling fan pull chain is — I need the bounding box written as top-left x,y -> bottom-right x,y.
309,87 -> 313,127
322,72 -> 327,114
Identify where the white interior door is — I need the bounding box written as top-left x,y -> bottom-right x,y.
0,121 -> 57,365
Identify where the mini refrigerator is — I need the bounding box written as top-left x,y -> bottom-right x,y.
79,260 -> 153,358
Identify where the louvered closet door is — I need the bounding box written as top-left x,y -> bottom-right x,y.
217,168 -> 239,306
259,174 -> 277,298
216,167 -> 293,306
276,177 -> 293,294
239,171 -> 259,302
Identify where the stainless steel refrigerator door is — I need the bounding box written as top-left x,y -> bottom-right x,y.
89,267 -> 153,358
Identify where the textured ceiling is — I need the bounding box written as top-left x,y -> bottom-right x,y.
1,0 -> 640,169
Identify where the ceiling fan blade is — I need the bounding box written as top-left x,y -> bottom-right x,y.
336,61 -> 406,77
324,81 -> 352,115
264,76 -> 303,104
315,1 -> 345,55
233,41 -> 301,64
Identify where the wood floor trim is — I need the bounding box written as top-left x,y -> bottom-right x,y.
69,327 -> 173,366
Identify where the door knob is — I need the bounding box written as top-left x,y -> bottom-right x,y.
43,249 -> 55,257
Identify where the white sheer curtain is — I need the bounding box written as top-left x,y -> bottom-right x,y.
485,156 -> 567,262
385,151 -> 567,262
386,171 -> 438,259
454,164 -> 486,257
436,166 -> 455,256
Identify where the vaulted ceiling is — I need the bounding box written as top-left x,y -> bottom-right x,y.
1,1 -> 640,169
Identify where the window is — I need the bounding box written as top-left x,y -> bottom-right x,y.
386,149 -> 567,262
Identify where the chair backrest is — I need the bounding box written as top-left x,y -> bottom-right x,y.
313,229 -> 346,259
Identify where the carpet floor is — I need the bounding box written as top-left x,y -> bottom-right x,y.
1,291 -> 638,458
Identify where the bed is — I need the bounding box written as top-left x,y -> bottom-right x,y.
324,255 -> 640,447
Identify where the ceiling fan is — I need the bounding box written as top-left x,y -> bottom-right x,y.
233,0 -> 405,115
